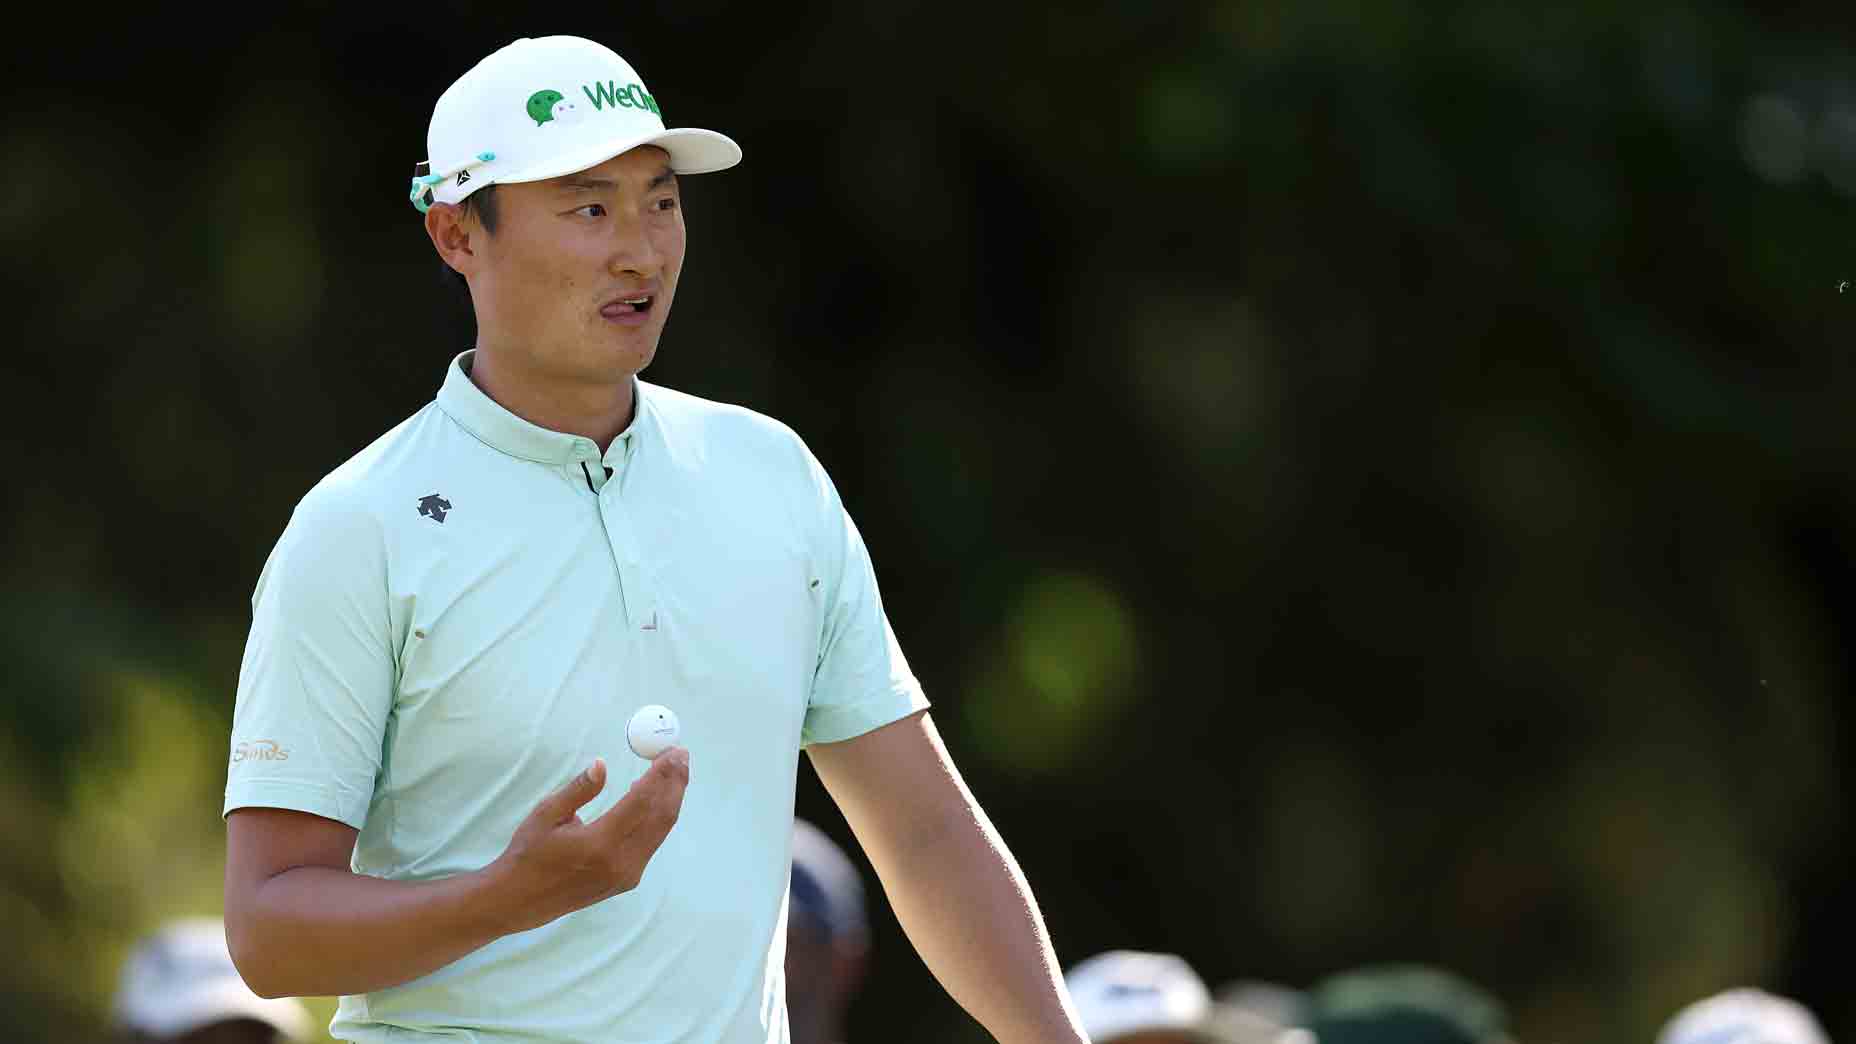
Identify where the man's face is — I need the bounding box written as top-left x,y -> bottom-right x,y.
457,144 -> 685,384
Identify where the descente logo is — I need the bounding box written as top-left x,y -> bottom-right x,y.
582,80 -> 661,117
231,739 -> 289,763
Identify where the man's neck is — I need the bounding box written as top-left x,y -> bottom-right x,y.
467,347 -> 637,454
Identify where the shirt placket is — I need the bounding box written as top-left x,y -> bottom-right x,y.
577,435 -> 658,632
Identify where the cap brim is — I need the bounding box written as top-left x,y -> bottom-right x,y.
120,978 -> 313,1041
1202,1007 -> 1309,1044
1092,1016 -> 1240,1044
494,126 -> 741,187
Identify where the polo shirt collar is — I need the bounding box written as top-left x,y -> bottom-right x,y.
436,351 -> 652,477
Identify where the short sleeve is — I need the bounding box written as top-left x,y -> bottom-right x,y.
800,451 -> 929,746
224,486 -> 395,829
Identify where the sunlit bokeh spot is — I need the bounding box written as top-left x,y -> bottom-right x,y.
961,572 -> 1139,777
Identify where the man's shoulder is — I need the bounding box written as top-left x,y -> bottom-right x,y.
291,402 -> 449,530
642,381 -> 800,439
642,381 -> 814,466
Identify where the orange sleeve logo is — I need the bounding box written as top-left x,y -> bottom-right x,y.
231,739 -> 290,764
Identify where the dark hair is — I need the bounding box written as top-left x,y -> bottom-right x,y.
442,185 -> 500,295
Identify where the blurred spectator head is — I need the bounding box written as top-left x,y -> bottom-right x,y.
1299,964 -> 1509,1044
1656,988 -> 1829,1044
786,819 -> 870,1044
1064,949 -> 1241,1044
111,918 -> 311,1044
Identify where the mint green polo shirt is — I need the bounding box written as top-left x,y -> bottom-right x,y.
225,351 -> 928,1044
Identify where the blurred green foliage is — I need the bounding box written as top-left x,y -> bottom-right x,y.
4,3 -> 1853,1042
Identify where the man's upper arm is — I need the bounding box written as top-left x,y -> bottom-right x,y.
226,808 -> 359,893
225,485 -> 396,831
807,710 -> 969,860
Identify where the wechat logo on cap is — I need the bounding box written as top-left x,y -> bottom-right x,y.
525,88 -> 585,127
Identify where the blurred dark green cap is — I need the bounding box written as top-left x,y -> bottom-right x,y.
1301,965 -> 1507,1044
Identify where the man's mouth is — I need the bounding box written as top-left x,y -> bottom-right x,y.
600,294 -> 655,319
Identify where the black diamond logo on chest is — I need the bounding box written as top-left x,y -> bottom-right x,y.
417,494 -> 452,523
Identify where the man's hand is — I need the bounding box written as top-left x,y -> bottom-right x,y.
485,749 -> 691,933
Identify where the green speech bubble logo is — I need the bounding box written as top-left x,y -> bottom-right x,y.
526,89 -> 565,127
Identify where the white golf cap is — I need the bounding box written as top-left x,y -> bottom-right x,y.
112,917 -> 313,1041
411,35 -> 741,213
1065,949 -> 1223,1043
1656,988 -> 1830,1044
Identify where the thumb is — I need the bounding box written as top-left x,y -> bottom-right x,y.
532,758 -> 607,825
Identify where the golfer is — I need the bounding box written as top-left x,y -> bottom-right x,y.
222,34 -> 1088,1044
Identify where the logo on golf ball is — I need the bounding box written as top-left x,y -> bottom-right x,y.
626,705 -> 680,759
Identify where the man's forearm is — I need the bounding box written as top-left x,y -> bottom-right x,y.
873,805 -> 1089,1044
228,863 -> 511,998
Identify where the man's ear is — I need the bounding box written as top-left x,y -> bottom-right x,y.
424,202 -> 478,280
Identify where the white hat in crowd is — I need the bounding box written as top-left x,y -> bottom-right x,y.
411,35 -> 741,213
113,917 -> 312,1041
1657,988 -> 1830,1044
1066,949 -> 1227,1043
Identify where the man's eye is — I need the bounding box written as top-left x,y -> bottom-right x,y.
576,204 -> 607,218
655,197 -> 678,212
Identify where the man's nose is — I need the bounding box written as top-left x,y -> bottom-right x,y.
605,210 -> 660,278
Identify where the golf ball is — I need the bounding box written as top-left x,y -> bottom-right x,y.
626,704 -> 681,759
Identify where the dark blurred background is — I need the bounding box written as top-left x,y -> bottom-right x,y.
3,3 -> 1852,1042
